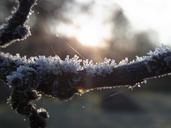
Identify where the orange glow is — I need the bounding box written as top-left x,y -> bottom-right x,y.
77,88 -> 87,95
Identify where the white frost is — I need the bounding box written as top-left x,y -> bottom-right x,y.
3,45 -> 171,87
7,65 -> 36,86
83,58 -> 116,76
33,55 -> 82,75
148,45 -> 170,56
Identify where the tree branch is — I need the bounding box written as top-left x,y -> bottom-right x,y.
0,1 -> 171,128
0,46 -> 169,99
0,0 -> 37,47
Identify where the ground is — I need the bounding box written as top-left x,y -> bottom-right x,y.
0,91 -> 171,128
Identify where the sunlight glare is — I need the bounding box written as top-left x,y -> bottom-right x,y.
56,15 -> 112,47
57,17 -> 110,47
74,17 -> 111,47
55,0 -> 113,47
52,0 -> 171,46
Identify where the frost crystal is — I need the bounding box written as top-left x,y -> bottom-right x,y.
148,45 -> 170,56
2,45 -> 171,88
0,52 -> 27,65
34,55 -> 82,75
83,58 -> 116,76
118,57 -> 129,66
135,55 -> 149,62
7,65 -> 36,87
6,55 -> 83,87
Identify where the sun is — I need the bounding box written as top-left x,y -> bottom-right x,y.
50,0 -> 115,47
74,17 -> 111,47
50,0 -> 171,47
76,22 -> 103,46
55,15 -> 111,47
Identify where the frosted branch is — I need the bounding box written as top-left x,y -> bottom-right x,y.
1,1 -> 171,128
0,0 -> 37,47
0,46 -> 170,99
0,46 -> 171,128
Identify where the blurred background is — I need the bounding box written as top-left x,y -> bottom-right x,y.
0,0 -> 171,128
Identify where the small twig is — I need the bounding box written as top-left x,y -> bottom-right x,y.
0,0 -> 37,47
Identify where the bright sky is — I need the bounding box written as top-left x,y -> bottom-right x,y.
113,0 -> 171,45
54,0 -> 171,46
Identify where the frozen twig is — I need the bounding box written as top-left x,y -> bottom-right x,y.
0,0 -> 37,47
0,46 -> 170,99
1,46 -> 171,128
0,1 -> 171,128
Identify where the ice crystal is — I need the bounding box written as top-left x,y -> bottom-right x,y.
2,45 -> 171,89
0,52 -> 26,64
135,55 -> 150,62
7,65 -> 36,87
148,45 -> 170,56
118,57 -> 129,66
34,55 -> 82,75
83,58 -> 116,76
